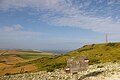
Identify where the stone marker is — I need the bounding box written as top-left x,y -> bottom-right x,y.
64,56 -> 89,80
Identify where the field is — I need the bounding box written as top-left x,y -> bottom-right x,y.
0,50 -> 54,75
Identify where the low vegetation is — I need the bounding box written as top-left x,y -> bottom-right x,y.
0,42 -> 120,75
18,50 -> 42,53
15,42 -> 120,72
16,54 -> 50,59
0,50 -> 53,75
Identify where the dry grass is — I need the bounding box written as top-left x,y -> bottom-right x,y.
68,42 -> 120,64
0,49 -> 54,75
0,42 -> 120,75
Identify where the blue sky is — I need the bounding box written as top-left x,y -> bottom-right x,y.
0,0 -> 120,51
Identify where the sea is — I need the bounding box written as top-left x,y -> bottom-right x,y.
42,50 -> 71,54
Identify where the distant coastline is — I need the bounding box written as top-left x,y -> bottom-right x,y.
0,48 -> 71,54
42,50 -> 70,54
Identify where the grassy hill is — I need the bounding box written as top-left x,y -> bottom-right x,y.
1,42 -> 120,75
16,42 -> 120,72
68,42 -> 120,64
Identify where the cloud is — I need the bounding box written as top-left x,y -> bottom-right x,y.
0,24 -> 43,48
0,0 -> 63,10
0,24 -> 43,37
46,15 -> 120,33
0,0 -> 120,33
2,24 -> 23,32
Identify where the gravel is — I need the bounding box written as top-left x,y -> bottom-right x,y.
0,62 -> 120,80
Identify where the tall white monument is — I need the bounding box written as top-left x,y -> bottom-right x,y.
106,33 -> 108,43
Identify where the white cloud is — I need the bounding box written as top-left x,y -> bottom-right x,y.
2,24 -> 23,32
0,24 -> 44,38
47,15 -> 120,33
0,24 -> 43,37
0,0 -> 63,10
0,0 -> 120,33
0,23 -> 43,49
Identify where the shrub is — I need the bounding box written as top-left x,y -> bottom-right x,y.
47,68 -> 54,72
99,54 -> 103,56
117,57 -> 120,60
91,44 -> 95,47
89,59 -> 101,65
106,43 -> 116,47
25,71 -> 28,73
43,63 -> 66,72
5,73 -> 10,75
97,65 -> 104,68
113,60 -> 117,63
82,45 -> 87,48
77,48 -> 93,53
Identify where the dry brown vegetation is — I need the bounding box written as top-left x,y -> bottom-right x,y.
0,42 -> 120,76
0,50 -> 53,75
14,42 -> 120,74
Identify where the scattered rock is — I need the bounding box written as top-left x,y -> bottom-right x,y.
0,62 -> 119,80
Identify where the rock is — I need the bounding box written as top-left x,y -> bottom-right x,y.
0,62 -> 120,80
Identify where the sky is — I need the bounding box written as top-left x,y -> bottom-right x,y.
0,0 -> 120,52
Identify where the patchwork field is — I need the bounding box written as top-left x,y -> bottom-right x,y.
0,49 -> 54,75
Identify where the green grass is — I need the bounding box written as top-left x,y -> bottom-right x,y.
2,54 -> 50,59
16,54 -> 50,59
68,42 -> 120,64
18,50 -> 42,53
15,42 -> 120,72
15,55 -> 67,71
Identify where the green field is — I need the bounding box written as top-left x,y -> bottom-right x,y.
16,54 -> 50,59
2,54 -> 51,59
18,50 -> 42,53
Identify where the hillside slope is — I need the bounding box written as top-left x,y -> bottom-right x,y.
16,42 -> 120,72
68,42 -> 120,64
0,42 -> 120,80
